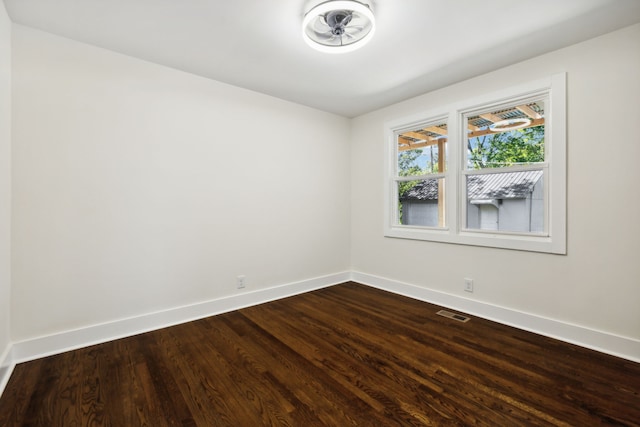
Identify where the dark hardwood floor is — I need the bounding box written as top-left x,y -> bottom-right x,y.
1,282 -> 639,426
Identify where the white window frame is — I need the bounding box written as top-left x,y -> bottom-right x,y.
389,115 -> 449,230
384,73 -> 566,254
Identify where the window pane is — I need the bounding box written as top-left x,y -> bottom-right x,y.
467,100 -> 545,170
466,171 -> 543,233
398,178 -> 445,227
398,122 -> 447,175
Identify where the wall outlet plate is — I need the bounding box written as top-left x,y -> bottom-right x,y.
464,278 -> 474,293
237,275 -> 246,289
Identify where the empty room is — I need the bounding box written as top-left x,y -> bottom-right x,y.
0,0 -> 639,425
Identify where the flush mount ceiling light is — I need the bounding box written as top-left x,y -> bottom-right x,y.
302,0 -> 375,54
489,117 -> 532,132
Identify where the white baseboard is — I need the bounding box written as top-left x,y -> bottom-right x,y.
0,344 -> 14,397
3,269 -> 638,400
351,271 -> 640,363
11,272 -> 350,365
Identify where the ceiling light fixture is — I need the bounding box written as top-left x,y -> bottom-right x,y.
489,118 -> 532,132
302,0 -> 375,54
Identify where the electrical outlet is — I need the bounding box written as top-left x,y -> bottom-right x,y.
464,278 -> 474,293
237,275 -> 246,289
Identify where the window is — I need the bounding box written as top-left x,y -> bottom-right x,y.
464,98 -> 546,234
384,74 -> 566,254
395,118 -> 448,228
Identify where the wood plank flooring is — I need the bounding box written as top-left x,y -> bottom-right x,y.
1,282 -> 639,426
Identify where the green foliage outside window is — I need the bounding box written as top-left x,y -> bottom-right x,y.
467,125 -> 544,170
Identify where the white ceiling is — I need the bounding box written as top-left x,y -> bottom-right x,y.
4,0 -> 640,117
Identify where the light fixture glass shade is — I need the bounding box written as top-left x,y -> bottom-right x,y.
489,118 -> 532,132
302,0 -> 375,53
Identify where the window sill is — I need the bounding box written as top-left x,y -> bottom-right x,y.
384,226 -> 565,254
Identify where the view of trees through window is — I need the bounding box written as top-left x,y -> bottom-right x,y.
467,125 -> 544,170
464,100 -> 546,233
397,148 -> 442,201
395,121 -> 447,227
395,100 -> 546,230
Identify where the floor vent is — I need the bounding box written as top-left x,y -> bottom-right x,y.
436,310 -> 470,323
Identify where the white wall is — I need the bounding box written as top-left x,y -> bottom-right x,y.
0,2 -> 11,362
11,25 -> 351,341
351,24 -> 640,342
7,19 -> 639,360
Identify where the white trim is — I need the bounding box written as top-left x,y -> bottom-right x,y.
350,271 -> 640,363
0,345 -> 14,397
10,272 -> 350,364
